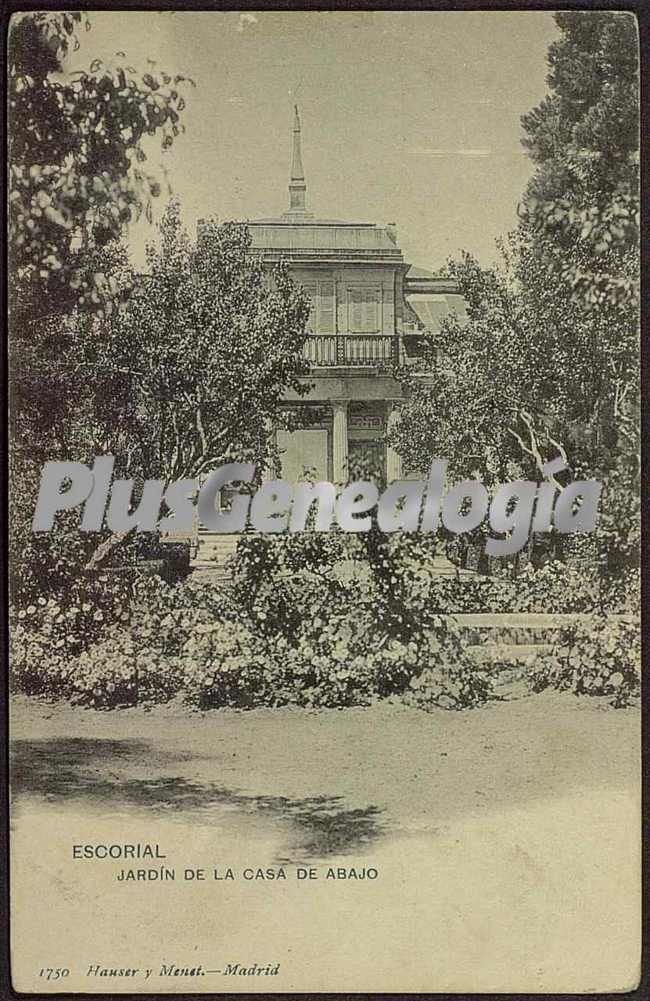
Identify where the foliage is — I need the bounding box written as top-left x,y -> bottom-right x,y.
521,12 -> 639,310
9,12 -> 192,597
180,620 -> 280,709
8,11 -> 191,307
231,531 -> 494,710
11,533 -> 496,711
531,615 -> 640,707
518,11 -> 640,572
404,630 -> 492,711
12,532 -> 638,711
86,203 -> 311,482
359,530 -> 634,616
391,239 -> 636,490
589,453 -> 640,577
11,512 -> 639,711
231,532 -> 358,633
70,631 -> 184,708
378,553 -> 635,616
10,571 -> 132,697
391,253 -> 545,485
390,11 -> 638,581
10,504 -> 189,608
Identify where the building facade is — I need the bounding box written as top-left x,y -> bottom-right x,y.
202,107 -> 466,487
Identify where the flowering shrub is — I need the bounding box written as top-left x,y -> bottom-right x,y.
12,512 -> 189,609
228,531 -> 494,710
232,533 -> 359,644
413,617 -> 491,708
10,571 -> 132,697
180,619 -> 275,709
12,526 -> 637,713
11,613 -> 76,697
511,562 -> 600,613
374,554 -> 634,617
11,511 -> 100,606
531,615 -> 640,706
281,605 -> 380,707
69,631 -> 184,708
601,568 -> 640,615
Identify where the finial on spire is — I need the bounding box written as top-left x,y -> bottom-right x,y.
288,104 -> 307,213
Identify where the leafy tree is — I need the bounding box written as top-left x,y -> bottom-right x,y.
9,10 -> 192,459
391,250 -> 583,486
8,11 -> 191,312
86,202 -> 311,482
390,12 -> 639,575
520,10 -> 639,575
8,11 -> 191,585
520,11 -> 639,309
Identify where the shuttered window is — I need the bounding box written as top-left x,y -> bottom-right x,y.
303,282 -> 335,334
348,287 -> 380,333
319,282 -> 335,333
303,283 -> 318,331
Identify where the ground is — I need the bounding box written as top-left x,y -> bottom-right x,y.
10,692 -> 641,993
10,691 -> 639,847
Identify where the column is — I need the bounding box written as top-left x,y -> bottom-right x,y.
261,417 -> 276,481
385,404 -> 403,482
331,401 -> 349,484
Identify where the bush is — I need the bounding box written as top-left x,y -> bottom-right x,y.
180,619 -> 275,709
601,567 -> 640,615
401,621 -> 493,710
280,605 -> 380,707
10,571 -> 133,697
23,560 -> 493,711
531,615 -> 640,706
69,630 -> 185,708
11,615 -> 76,698
377,555 -> 635,617
226,531 -> 491,709
232,534 -> 359,644
11,514 -> 190,609
19,529 -> 637,714
10,511 -> 101,606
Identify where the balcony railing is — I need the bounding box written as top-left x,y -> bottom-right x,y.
304,334 -> 399,367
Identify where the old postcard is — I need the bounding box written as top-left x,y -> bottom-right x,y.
7,8 -> 641,994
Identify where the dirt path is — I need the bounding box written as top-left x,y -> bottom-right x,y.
10,693 -> 641,993
11,692 -> 639,832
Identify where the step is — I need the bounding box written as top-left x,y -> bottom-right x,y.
197,542 -> 239,555
194,553 -> 237,565
450,612 -> 637,628
188,567 -> 232,583
194,533 -> 241,562
467,643 -> 555,664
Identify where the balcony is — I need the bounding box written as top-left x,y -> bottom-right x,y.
303,334 -> 400,368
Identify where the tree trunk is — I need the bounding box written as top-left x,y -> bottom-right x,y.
85,530 -> 135,571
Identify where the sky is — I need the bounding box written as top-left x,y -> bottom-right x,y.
68,10 -> 559,272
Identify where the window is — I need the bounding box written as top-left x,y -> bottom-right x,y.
304,282 -> 335,334
348,287 -> 380,333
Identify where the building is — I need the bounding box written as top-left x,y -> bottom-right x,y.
200,106 -> 467,488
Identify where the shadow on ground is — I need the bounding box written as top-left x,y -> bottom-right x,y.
10,738 -> 385,864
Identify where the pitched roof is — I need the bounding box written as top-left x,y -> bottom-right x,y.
241,218 -> 405,265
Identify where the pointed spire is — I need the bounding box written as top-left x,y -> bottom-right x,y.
287,104 -> 307,214
291,105 -> 305,181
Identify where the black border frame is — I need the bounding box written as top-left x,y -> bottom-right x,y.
2,2 -> 647,999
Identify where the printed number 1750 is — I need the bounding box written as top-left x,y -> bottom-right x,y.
40,969 -> 70,980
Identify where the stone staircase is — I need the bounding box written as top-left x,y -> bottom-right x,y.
190,533 -> 475,583
449,613 -> 580,667
418,555 -> 476,579
191,532 -> 240,580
